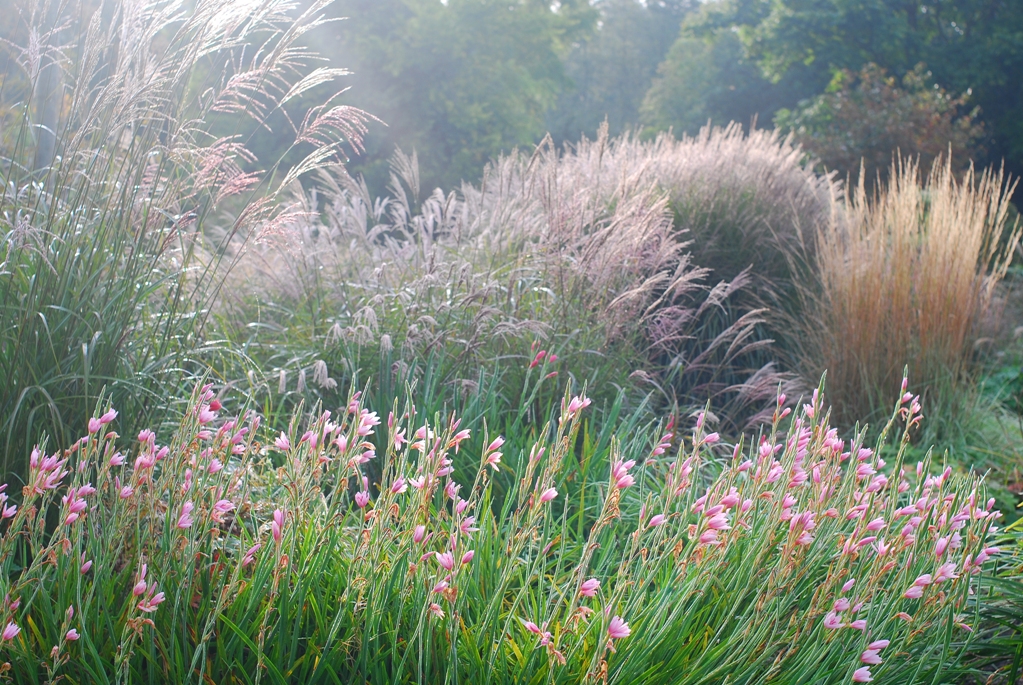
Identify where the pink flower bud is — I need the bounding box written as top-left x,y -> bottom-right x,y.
539,487 -> 557,503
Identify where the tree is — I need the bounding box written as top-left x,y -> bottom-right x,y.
321,0 -> 594,194
546,0 -> 693,145
775,63 -> 986,185
709,0 -> 1023,186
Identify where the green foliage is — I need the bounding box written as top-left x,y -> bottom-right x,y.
776,64 -> 986,186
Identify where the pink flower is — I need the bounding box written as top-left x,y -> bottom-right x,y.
852,666 -> 873,682
903,586 -> 924,599
833,598 -> 851,612
648,514 -> 666,528
539,487 -> 557,503
866,517 -> 886,532
607,616 -> 631,640
849,619 -> 867,630
1,622 -> 19,640
487,436 -> 505,453
933,562 -> 958,584
706,514 -> 730,531
699,530 -> 719,545
485,451 -> 503,470
65,629 -> 80,641
860,649 -> 882,665
522,619 -> 542,634
461,550 -> 475,566
99,408 -> 118,425
212,499 -> 235,524
414,525 -> 426,543
355,491 -> 370,508
436,552 -> 455,571
272,509 -> 284,543
133,564 -> 148,596
177,502 -> 194,529
580,578 -> 600,597
243,543 -> 261,566
823,612 -> 845,629
391,477 -> 408,495
87,417 -> 102,434
913,573 -> 932,587
841,578 -> 856,593
80,559 -> 92,574
429,603 -> 445,619
867,640 -> 890,651
137,590 -> 165,613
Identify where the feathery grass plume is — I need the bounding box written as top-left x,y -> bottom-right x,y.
802,156 -> 1021,432
0,378 -> 1001,682
226,124 -> 827,430
0,0 -> 368,477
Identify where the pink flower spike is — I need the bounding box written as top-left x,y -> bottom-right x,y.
539,487 -> 558,503
608,616 -> 631,640
65,629 -> 80,641
580,578 -> 600,597
852,666 -> 873,682
1,622 -> 19,641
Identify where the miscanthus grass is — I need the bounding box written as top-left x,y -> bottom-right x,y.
0,377 -> 1002,683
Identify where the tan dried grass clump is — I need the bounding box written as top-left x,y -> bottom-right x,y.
804,157 -> 1021,427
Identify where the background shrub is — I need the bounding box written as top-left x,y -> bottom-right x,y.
775,64 -> 986,188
